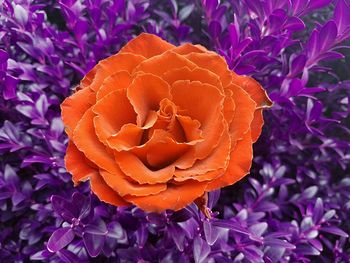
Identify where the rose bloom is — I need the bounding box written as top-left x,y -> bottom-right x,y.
61,33 -> 272,212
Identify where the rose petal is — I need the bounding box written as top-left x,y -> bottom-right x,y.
143,130 -> 196,168
184,52 -> 233,87
90,172 -> 129,206
93,89 -> 137,144
89,53 -> 145,92
61,87 -> 95,138
152,98 -> 186,142
171,80 -> 223,127
174,122 -> 231,179
172,43 -> 208,55
250,109 -> 265,143
100,169 -> 166,197
171,80 -> 225,162
133,51 -> 196,76
227,84 -> 256,142
163,67 -> 222,90
124,180 -> 208,212
73,108 -> 119,174
127,73 -> 171,126
119,33 -> 175,58
106,111 -> 158,152
174,169 -> 225,182
114,150 -> 175,184
65,141 -> 97,185
176,115 -> 203,142
206,131 -> 253,191
232,75 -> 273,109
223,89 -> 235,125
96,70 -> 132,100
81,67 -> 97,88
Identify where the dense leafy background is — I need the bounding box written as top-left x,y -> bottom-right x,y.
0,0 -> 349,262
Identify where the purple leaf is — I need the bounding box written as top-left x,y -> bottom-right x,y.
4,75 -> 18,100
213,220 -> 250,235
47,227 -> 75,252
14,4 -> 28,26
284,16 -> 305,31
204,0 -> 219,15
249,223 -> 268,237
57,249 -> 80,263
307,0 -> 332,11
107,221 -> 125,239
203,220 -> 220,245
84,222 -> 107,235
169,224 -> 186,251
317,51 -> 345,61
289,54 -> 307,77
208,20 -> 221,39
334,0 -> 350,35
295,243 -> 320,256
83,231 -> 106,257
255,201 -> 279,212
179,4 -> 194,21
264,238 -> 296,249
308,239 -> 323,251
312,198 -> 324,223
228,17 -> 240,48
30,250 -> 53,260
193,236 -> 210,263
208,189 -> 220,209
319,21 -> 338,51
135,224 -> 148,248
320,226 -> 349,237
51,195 -> 76,222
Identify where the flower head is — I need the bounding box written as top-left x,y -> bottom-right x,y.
61,33 -> 272,212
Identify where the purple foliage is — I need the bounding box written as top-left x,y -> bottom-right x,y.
0,0 -> 350,262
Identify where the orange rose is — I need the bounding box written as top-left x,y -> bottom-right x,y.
61,33 -> 272,212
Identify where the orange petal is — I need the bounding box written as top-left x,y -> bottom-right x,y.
73,108 -> 119,174
107,111 -> 158,151
81,66 -> 97,88
226,84 -> 256,142
184,52 -> 233,87
107,123 -> 144,151
250,109 -> 265,143
171,80 -> 223,125
93,89 -> 136,144
124,180 -> 208,212
174,169 -> 224,182
89,53 -> 145,92
176,115 -> 203,142
172,43 -> 208,55
119,33 -> 175,58
133,51 -> 196,76
171,80 -> 225,161
144,130 -> 193,168
114,150 -> 175,184
65,141 -> 97,185
223,89 -> 235,126
61,87 -> 95,138
174,123 -> 231,179
163,67 -> 222,91
97,70 -> 132,100
100,169 -> 166,197
232,74 -> 272,109
90,172 -> 129,206
206,131 -> 253,191
127,73 -> 171,126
